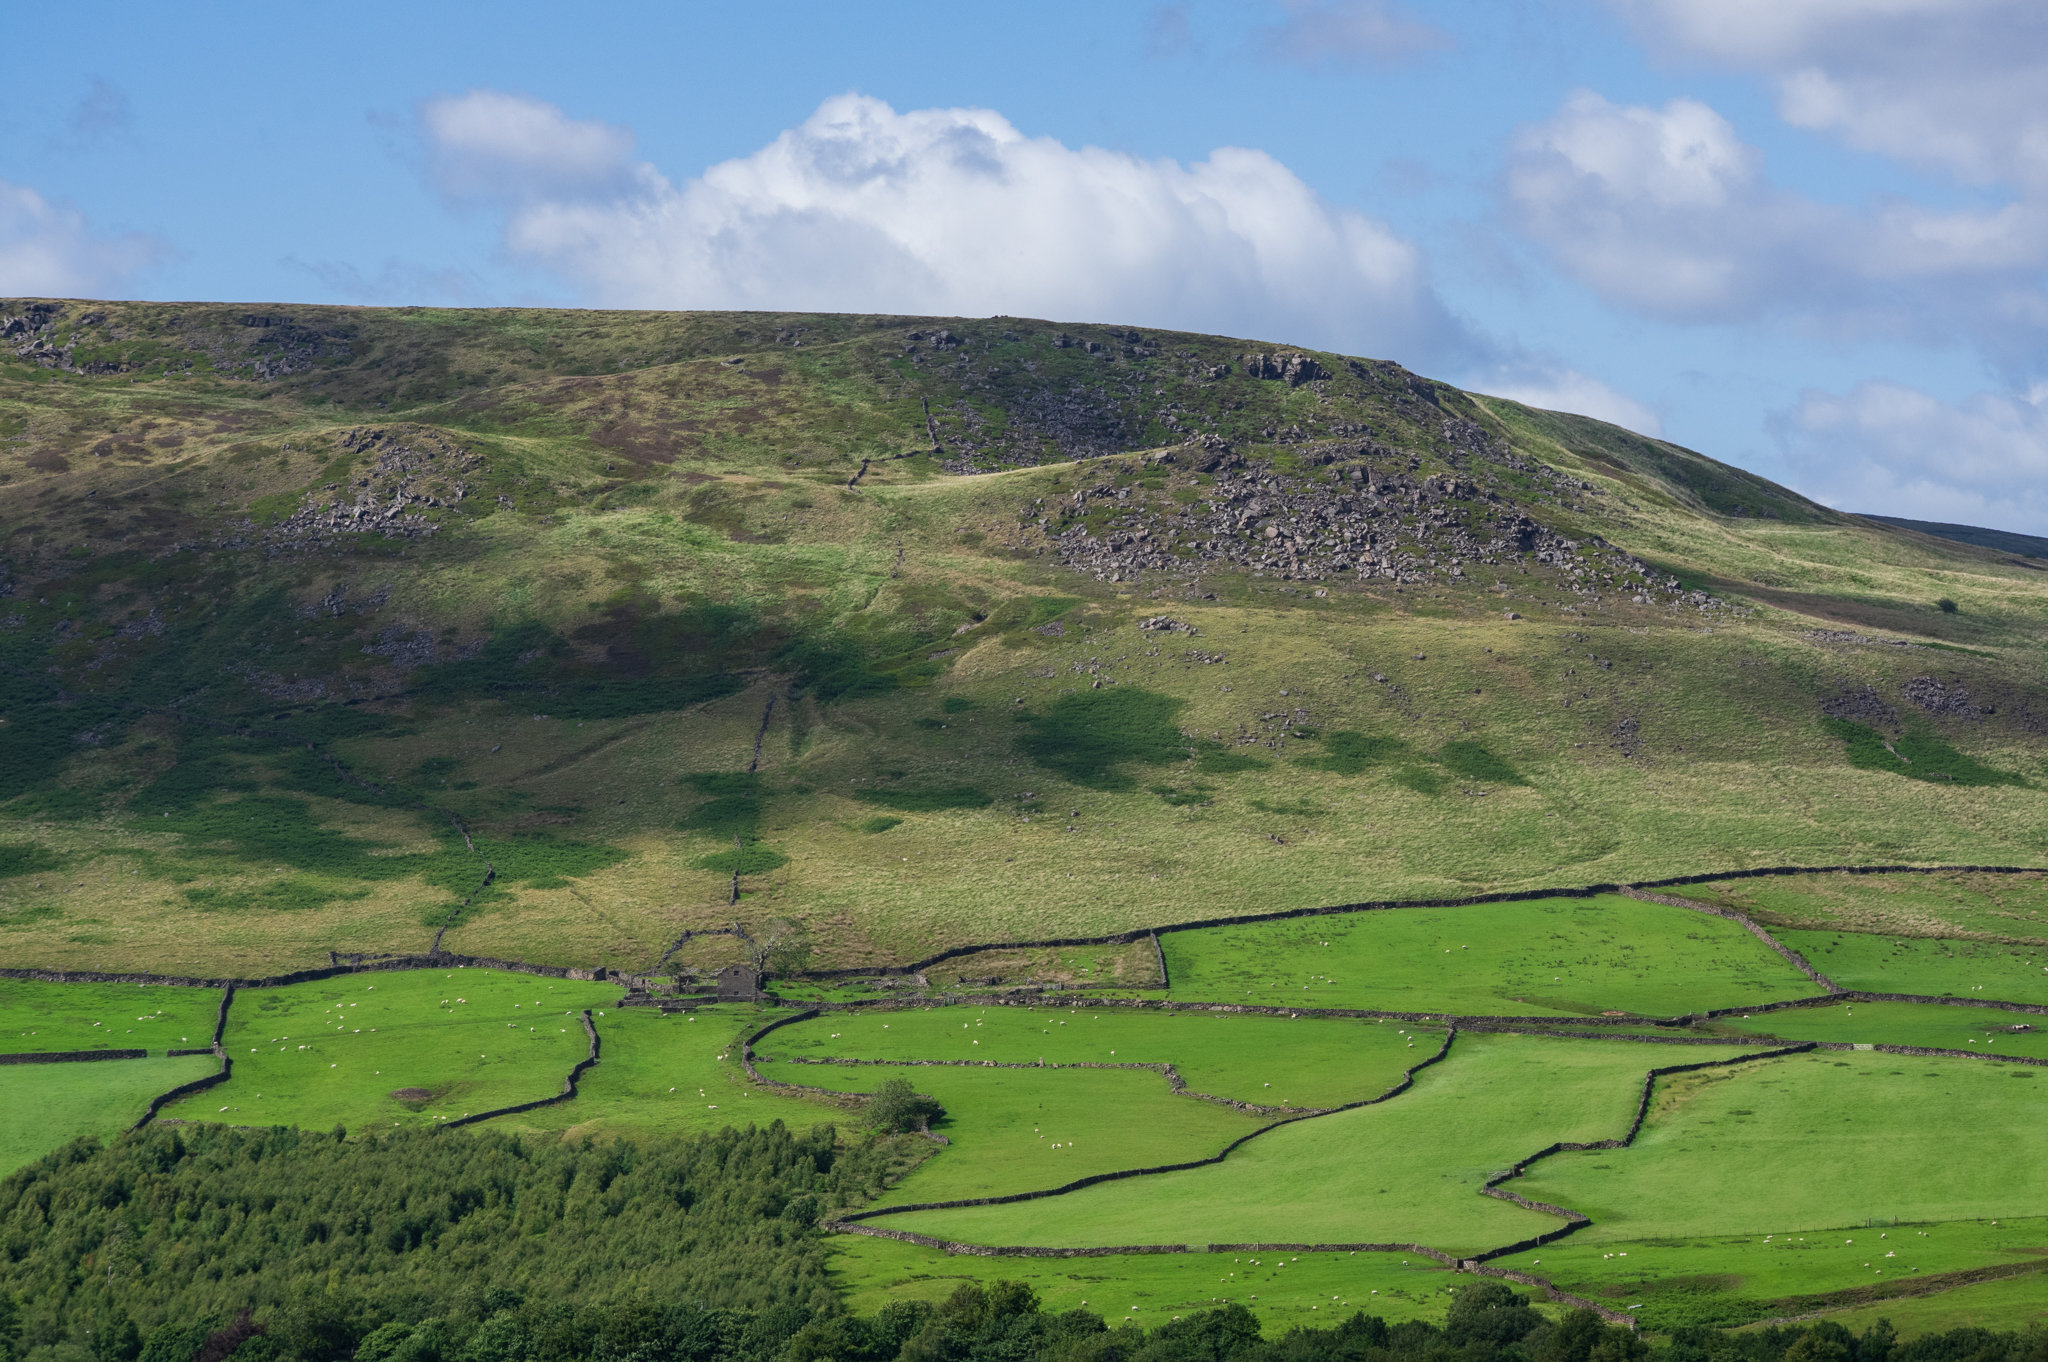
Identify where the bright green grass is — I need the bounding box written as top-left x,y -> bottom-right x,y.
764,1005 -> 1442,1109
829,1234 -> 1466,1328
169,967 -> 618,1131
1680,872 -> 2048,942
1513,1051 -> 2048,1241
1161,896 -> 1820,1018
504,1004 -> 848,1138
1809,1264 -> 2048,1338
1706,1000 -> 2048,1060
0,1056 -> 218,1173
1780,930 -> 2048,1004
0,980 -> 224,1054
882,1034 -> 1758,1255
764,1062 -> 1263,1205
1490,1218 -> 2048,1332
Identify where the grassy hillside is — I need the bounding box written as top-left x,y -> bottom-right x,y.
3,299 -> 2047,979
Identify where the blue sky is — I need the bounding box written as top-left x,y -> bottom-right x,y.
7,0 -> 2046,531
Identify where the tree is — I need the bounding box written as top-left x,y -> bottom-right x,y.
864,1077 -> 945,1133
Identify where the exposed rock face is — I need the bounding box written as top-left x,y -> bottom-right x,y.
3,304 -> 72,370
229,312 -> 355,379
269,428 -> 479,549
1029,446 -> 1721,607
1241,352 -> 1327,386
2,304 -> 352,378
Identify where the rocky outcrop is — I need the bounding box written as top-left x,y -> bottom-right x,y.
1034,448 -> 1721,605
1903,676 -> 1991,719
268,428 -> 479,549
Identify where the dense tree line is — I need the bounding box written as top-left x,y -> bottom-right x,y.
0,1129 -> 2039,1362
0,1123 -> 884,1362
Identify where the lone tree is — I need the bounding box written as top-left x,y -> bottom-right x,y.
864,1077 -> 945,1133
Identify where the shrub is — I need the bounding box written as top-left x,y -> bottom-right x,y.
1937,598 -> 1958,613
863,1077 -> 944,1133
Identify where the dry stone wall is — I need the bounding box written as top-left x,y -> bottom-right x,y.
0,1049 -> 147,1065
441,1010 -> 601,1129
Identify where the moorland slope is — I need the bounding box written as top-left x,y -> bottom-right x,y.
3,299 -> 2046,980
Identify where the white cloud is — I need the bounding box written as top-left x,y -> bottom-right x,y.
1611,0 -> 2048,189
1777,380 -> 2048,535
424,91 -> 1467,366
418,90 -> 640,203
1470,366 -> 1663,436
0,179 -> 163,298
1503,91 -> 2048,351
1260,0 -> 1452,67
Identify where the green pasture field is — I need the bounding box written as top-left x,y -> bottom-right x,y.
761,1062 -> 1264,1205
763,1005 -> 1443,1109
828,1235 -> 1466,1328
0,1055 -> 218,1173
0,979 -> 223,1053
165,967 -> 618,1130
1808,1264 -> 2048,1338
1489,1217 -> 2048,1332
504,1004 -> 848,1139
1778,930 -> 2048,1003
1675,872 -> 2048,943
1705,1000 -> 2048,1060
881,1033 -> 1758,1255
1512,1051 -> 2048,1242
1159,896 -> 1820,1018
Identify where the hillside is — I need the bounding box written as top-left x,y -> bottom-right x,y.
3,299 -> 2046,980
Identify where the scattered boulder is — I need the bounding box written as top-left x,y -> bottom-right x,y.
1137,615 -> 1196,635
1903,676 -> 1991,719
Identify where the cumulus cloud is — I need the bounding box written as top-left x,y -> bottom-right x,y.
0,180 -> 164,298
418,89 -> 641,204
421,91 -> 1469,366
1611,0 -> 2048,189
1470,366 -> 1663,436
1777,380 -> 2048,534
1260,0 -> 1452,67
1503,90 -> 2048,352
